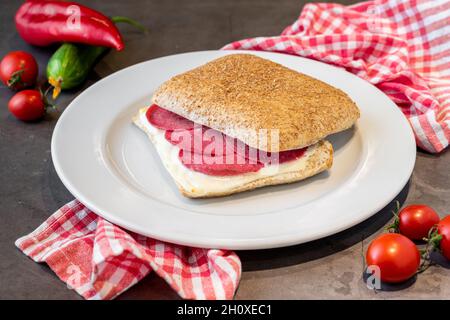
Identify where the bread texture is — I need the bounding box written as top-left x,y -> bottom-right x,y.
152,53 -> 359,152
133,107 -> 333,198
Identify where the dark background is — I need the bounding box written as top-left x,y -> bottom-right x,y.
1,0 -> 449,299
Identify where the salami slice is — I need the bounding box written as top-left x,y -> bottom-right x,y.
165,126 -> 237,158
179,149 -> 264,176
236,141 -> 307,165
235,141 -> 260,163
278,148 -> 307,163
146,104 -> 194,131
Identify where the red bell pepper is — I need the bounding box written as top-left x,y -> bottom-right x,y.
15,0 -> 125,50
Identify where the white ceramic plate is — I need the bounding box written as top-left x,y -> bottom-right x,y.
51,50 -> 416,250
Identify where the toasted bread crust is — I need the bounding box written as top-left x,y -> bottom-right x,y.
133,108 -> 333,198
152,54 -> 359,152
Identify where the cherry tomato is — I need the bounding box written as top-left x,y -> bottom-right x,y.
437,216 -> 450,260
398,205 -> 440,240
0,51 -> 38,90
8,90 -> 46,121
366,233 -> 420,283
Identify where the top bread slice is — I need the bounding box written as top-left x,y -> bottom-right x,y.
152,54 -> 360,152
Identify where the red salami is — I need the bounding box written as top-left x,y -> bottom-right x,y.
165,127 -> 236,157
278,148 -> 307,162
146,105 -> 308,176
235,141 -> 259,163
235,141 -> 307,165
179,149 -> 264,176
146,104 -> 194,131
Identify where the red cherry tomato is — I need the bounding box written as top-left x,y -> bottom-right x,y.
8,90 -> 45,121
398,205 -> 440,240
366,233 -> 420,283
0,51 -> 38,90
437,216 -> 450,260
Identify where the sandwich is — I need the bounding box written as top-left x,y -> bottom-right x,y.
133,54 -> 360,198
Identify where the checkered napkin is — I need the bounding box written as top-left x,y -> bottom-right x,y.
15,200 -> 241,300
224,0 -> 450,153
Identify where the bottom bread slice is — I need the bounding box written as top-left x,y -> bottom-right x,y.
133,107 -> 333,198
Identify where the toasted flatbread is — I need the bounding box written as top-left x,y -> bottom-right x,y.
152,54 -> 359,152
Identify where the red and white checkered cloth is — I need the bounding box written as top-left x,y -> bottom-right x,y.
224,0 -> 450,153
15,200 -> 241,300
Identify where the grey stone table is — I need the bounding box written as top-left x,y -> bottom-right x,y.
1,0 -> 449,299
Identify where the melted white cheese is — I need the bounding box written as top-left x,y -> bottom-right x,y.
137,109 -> 317,196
